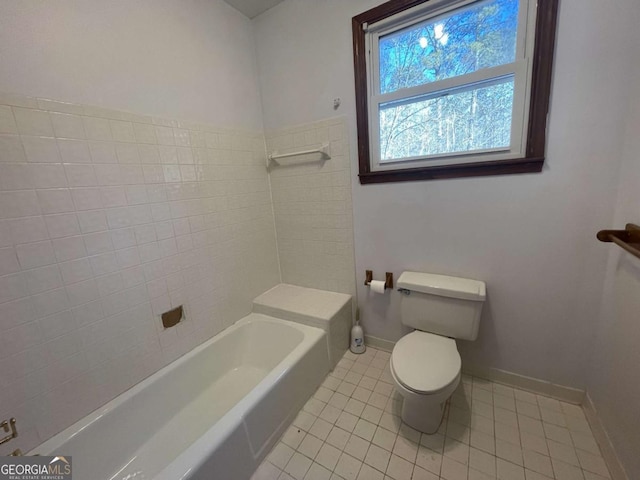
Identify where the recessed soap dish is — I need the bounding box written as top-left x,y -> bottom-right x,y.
162,305 -> 183,328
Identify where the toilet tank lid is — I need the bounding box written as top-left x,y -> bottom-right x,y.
397,272 -> 486,301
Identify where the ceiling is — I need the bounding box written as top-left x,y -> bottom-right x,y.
223,0 -> 286,19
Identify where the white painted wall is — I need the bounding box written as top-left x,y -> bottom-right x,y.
0,0 -> 264,131
587,27 -> 640,478
253,0 -> 634,389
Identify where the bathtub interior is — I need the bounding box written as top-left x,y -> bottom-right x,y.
35,317 -> 308,480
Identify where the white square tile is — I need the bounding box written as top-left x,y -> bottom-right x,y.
342,433 -> 370,463
298,434 -> 323,460
89,141 -> 117,163
52,236 -> 87,262
50,113 -> 85,139
497,458 -> 524,480
13,108 -> 53,136
133,123 -> 157,144
315,443 -> 341,471
0,105 -> 18,134
334,452 -> 362,480
415,445 -> 442,475
356,463 -> 384,480
65,164 -> 97,187
364,443 -> 391,474
23,264 -> 62,294
309,418 -> 333,441
45,213 -> 81,238
443,437 -> 469,465
523,449 -> 553,477
58,139 -> 91,163
37,189 -> 75,214
384,454 -> 413,480
419,432 -> 445,453
0,134 -> 26,163
304,462 -> 331,480
520,432 -> 549,456
22,136 -> 60,163
372,426 -> 397,452
353,419 -> 376,442
326,426 -> 351,451
269,443 -> 296,470
496,438 -> 522,466
30,163 -> 68,189
16,240 -> 56,269
1,190 -> 42,219
470,429 -> 495,455
320,404 -> 342,424
77,210 -> 108,234
576,449 -> 609,478
70,188 -> 103,211
550,458 -> 584,480
336,411 -> 359,433
1,163 -> 33,190
59,258 -> 93,285
110,120 -> 136,143
0,246 -> 20,276
83,117 -> 112,141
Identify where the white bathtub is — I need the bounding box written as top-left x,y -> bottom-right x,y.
32,314 -> 329,480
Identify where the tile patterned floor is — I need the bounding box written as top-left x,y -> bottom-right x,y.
252,347 -> 612,480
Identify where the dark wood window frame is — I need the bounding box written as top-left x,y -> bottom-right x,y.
352,0 -> 559,184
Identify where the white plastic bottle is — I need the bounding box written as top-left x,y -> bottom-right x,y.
350,320 -> 366,354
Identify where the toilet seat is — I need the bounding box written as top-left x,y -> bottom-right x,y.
391,331 -> 461,395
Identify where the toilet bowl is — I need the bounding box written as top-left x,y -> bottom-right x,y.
390,330 -> 461,433
392,272 -> 486,434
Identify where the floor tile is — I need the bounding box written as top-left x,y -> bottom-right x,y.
353,418 -> 376,441
364,443 -> 391,473
257,348 -> 611,480
304,462 -> 332,480
386,454 -> 414,480
270,442 -> 295,469
373,425 -> 397,451
326,426 -> 351,451
334,452 -> 362,480
298,434 -> 324,460
497,458 -> 525,480
344,434 -> 370,461
316,443 -> 342,471
284,452 -> 313,480
282,426 -> 307,450
252,461 -> 282,480
357,463 -> 385,480
415,445 -> 442,475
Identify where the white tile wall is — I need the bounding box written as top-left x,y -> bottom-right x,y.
0,92 -> 281,453
266,117 -> 356,297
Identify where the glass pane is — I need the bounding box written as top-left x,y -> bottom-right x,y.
379,0 -> 519,94
379,77 -> 514,162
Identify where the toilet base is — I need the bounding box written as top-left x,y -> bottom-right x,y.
390,361 -> 461,434
400,395 -> 446,434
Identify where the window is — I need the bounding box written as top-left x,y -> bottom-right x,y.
352,0 -> 558,183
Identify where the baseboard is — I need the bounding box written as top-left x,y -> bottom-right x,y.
462,364 -> 586,405
582,394 -> 629,480
365,335 -> 585,404
364,334 -> 395,352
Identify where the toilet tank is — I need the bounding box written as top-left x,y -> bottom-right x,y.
397,272 -> 486,341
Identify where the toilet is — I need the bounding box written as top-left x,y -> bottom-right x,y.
391,271 -> 486,434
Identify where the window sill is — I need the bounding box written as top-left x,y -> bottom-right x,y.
358,157 -> 544,184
